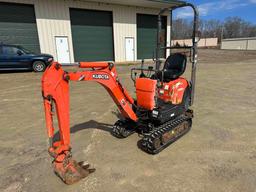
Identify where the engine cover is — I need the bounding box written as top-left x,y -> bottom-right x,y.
158,77 -> 189,105
136,78 -> 157,110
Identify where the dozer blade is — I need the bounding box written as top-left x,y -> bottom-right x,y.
53,159 -> 95,185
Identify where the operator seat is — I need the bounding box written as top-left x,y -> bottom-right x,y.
161,53 -> 187,82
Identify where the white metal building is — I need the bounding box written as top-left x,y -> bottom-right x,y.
0,0 -> 183,63
221,37 -> 256,51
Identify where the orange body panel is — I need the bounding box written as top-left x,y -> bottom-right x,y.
158,77 -> 189,104
79,62 -> 109,68
136,78 -> 157,110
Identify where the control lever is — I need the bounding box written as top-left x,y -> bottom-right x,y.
140,59 -> 146,78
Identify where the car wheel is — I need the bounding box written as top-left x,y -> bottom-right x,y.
33,61 -> 46,72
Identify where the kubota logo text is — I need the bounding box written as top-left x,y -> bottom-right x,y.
92,74 -> 109,80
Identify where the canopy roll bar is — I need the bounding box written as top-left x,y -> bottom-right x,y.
155,3 -> 199,105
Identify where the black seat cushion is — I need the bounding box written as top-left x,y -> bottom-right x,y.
162,53 -> 187,82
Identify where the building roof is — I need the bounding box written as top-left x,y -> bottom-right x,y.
148,0 -> 187,7
222,37 -> 256,41
84,0 -> 187,9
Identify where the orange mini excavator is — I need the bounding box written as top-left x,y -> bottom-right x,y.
42,2 -> 200,185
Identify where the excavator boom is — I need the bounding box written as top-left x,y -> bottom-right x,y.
42,62 -> 137,184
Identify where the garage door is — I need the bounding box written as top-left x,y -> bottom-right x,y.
137,14 -> 167,60
70,9 -> 114,62
0,2 -> 40,53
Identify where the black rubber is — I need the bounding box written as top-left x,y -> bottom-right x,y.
33,61 -> 46,72
111,120 -> 135,139
140,110 -> 193,154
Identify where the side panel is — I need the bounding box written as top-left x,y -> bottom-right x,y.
158,78 -> 189,105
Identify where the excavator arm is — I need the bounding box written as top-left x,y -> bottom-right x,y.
42,62 -> 137,184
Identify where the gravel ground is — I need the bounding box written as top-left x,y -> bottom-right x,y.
0,49 -> 256,192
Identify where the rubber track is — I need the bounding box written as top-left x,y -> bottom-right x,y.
140,114 -> 192,154
111,120 -> 135,139
112,121 -> 126,138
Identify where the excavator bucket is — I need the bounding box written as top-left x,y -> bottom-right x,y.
48,144 -> 95,185
53,159 -> 95,185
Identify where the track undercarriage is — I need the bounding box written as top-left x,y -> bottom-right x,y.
111,110 -> 193,154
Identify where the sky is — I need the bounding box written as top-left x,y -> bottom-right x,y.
174,0 -> 256,23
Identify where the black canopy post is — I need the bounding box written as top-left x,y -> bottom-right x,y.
156,8 -> 168,71
187,3 -> 199,105
170,10 -> 173,54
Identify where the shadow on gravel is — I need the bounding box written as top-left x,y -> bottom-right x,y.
71,120 -> 113,133
53,120 -> 113,142
52,110 -> 124,142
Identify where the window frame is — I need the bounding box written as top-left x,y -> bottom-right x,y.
2,45 -> 20,55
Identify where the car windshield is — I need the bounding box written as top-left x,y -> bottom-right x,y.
18,46 -> 34,54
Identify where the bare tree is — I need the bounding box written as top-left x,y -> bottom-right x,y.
224,17 -> 243,38
172,19 -> 193,39
172,17 -> 256,40
202,20 -> 223,40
